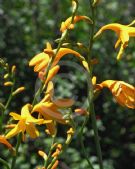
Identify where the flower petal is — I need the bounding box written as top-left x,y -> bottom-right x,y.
5,124 -> 21,139
42,81 -> 54,102
0,135 -> 13,149
26,123 -> 39,138
10,112 -> 21,120
34,59 -> 49,72
52,48 -> 83,66
45,65 -> 60,85
119,30 -> 129,47
33,103 -> 66,124
53,99 -> 74,107
29,52 -> 48,66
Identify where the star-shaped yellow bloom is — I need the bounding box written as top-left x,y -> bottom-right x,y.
94,22 -> 135,59
32,81 -> 74,135
97,80 -> 135,109
60,15 -> 93,32
6,104 -> 51,140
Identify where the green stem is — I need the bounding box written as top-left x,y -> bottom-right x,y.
0,77 -> 15,133
79,116 -> 94,169
0,158 -> 10,169
10,133 -> 21,169
87,1 -> 103,169
44,135 -> 56,168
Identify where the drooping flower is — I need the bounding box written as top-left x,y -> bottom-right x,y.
60,15 -> 93,32
0,135 -> 13,150
97,80 -> 135,109
30,46 -> 84,72
94,22 -> 135,59
29,43 -> 86,83
32,81 -> 74,135
6,104 -> 51,140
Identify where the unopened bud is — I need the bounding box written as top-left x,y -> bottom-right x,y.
51,160 -> 59,169
12,87 -> 25,96
4,73 -> 9,79
92,76 -> 97,85
75,108 -> 88,115
92,0 -> 101,7
11,65 -> 16,73
38,150 -> 47,160
5,124 -> 16,129
76,42 -> 83,48
66,128 -> 74,144
4,81 -> 13,86
72,0 -> 78,13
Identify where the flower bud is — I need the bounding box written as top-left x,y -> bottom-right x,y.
12,87 -> 25,96
92,0 -> 101,7
4,81 -> 13,86
38,150 -> 47,160
4,73 -> 9,79
11,65 -> 16,73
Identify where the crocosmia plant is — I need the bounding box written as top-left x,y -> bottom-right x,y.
0,0 -> 135,169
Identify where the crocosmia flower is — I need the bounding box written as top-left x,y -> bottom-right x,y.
94,22 -> 135,59
60,15 -> 93,32
97,80 -> 135,109
32,81 -> 74,135
6,104 -> 51,140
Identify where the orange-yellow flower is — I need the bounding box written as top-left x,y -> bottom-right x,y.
94,22 -> 135,59
32,81 -> 74,135
0,135 -> 13,150
38,65 -> 60,84
60,15 -> 93,32
6,104 -> 51,140
29,43 -> 86,83
29,45 -> 84,73
97,80 -> 135,109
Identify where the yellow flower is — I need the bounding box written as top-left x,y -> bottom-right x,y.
32,81 -> 74,135
29,43 -> 86,83
29,45 -> 84,73
60,15 -> 93,32
0,135 -> 13,150
38,65 -> 60,84
6,104 -> 51,140
94,22 -> 135,59
97,80 -> 135,109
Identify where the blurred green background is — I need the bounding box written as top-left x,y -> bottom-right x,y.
0,0 -> 135,169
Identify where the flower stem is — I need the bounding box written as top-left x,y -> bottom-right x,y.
79,116 -> 94,169
10,133 -> 21,169
0,76 -> 15,133
0,158 -> 10,169
44,135 -> 56,168
87,1 -> 103,169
